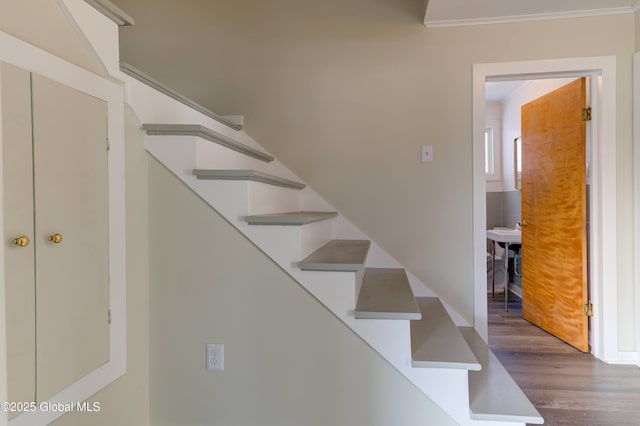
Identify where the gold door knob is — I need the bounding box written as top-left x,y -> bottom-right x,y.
517,220 -> 528,228
48,233 -> 63,244
12,236 -> 30,247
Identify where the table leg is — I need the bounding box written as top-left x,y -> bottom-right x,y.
491,241 -> 496,301
504,242 -> 510,312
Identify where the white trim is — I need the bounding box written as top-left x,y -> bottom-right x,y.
472,57 -> 618,363
0,59 -> 7,426
83,0 -> 135,26
634,51 -> 640,367
0,32 -> 127,425
426,7 -> 633,28
606,351 -> 639,365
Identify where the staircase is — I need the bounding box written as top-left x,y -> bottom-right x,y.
43,1 -> 543,424
134,114 -> 542,425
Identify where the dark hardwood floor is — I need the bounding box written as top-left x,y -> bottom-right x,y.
487,293 -> 640,426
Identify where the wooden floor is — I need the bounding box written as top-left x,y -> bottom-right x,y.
487,293 -> 640,426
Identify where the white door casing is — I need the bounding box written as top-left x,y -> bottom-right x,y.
472,56 -> 619,362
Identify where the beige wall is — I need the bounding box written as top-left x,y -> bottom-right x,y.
148,158 -> 455,425
114,0 -> 636,348
1,1 -> 150,424
636,8 -> 640,49
0,0 -> 102,74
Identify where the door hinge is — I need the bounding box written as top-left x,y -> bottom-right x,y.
106,138 -> 110,151
582,107 -> 592,121
108,309 -> 112,325
584,302 -> 593,317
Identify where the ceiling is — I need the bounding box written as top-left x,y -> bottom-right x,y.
424,0 -> 639,27
485,81 -> 526,103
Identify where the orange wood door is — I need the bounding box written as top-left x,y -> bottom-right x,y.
520,78 -> 588,352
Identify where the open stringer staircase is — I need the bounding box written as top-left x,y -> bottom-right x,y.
120,59 -> 542,425
37,1 -> 543,424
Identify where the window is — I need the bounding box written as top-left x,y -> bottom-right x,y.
485,126 -> 494,175
485,120 -> 501,181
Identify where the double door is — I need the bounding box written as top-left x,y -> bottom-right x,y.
2,62 -> 110,409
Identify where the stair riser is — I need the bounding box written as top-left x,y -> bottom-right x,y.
294,271 -> 358,312
242,220 -> 334,268
353,268 -> 366,302
193,180 -> 250,219
410,369 -> 472,423
247,184 -> 301,215
195,137 -> 275,172
195,136 -> 303,187
147,136 -> 197,174
299,220 -> 334,259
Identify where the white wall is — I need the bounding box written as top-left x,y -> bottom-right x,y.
148,158 -> 456,426
0,0 -> 101,74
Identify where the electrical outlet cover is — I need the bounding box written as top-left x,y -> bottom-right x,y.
206,343 -> 224,371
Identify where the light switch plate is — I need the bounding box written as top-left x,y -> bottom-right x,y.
421,145 -> 433,163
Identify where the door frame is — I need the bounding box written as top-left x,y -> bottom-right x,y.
634,51 -> 640,368
472,56 -> 618,362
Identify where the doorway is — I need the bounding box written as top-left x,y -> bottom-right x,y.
472,56 -> 619,362
485,77 -> 591,351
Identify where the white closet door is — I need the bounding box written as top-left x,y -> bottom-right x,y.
1,62 -> 36,411
31,74 -> 110,402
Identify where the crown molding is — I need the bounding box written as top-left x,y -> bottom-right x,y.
425,6 -> 633,28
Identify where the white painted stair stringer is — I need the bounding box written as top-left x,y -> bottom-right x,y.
146,135 -> 487,426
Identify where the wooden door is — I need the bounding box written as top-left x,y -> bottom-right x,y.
520,78 -> 588,352
32,74 -> 110,401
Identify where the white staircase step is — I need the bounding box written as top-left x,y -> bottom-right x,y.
459,327 -> 544,424
245,211 -> 337,226
411,297 -> 481,370
355,268 -> 421,320
299,240 -> 370,271
142,123 -> 273,162
194,169 -> 305,190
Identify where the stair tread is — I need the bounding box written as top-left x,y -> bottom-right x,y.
355,268 -> 421,320
142,123 -> 273,162
245,211 -> 337,226
410,297 -> 481,370
459,327 -> 544,424
299,240 -> 370,271
194,169 -> 305,190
